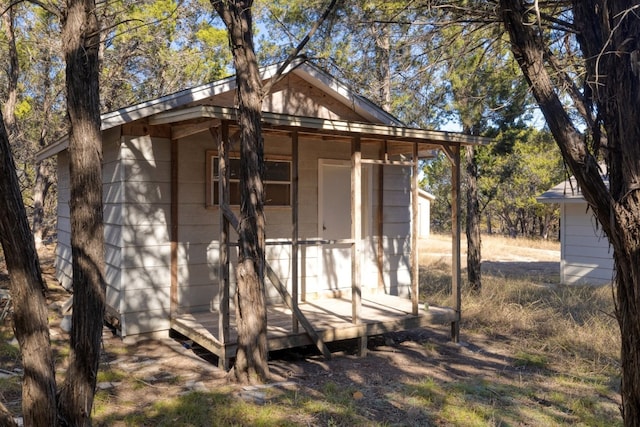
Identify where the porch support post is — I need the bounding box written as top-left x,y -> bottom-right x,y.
451,144 -> 462,342
170,137 -> 178,320
217,121 -> 231,369
411,142 -> 419,315
291,130 -> 299,333
376,141 -> 387,292
351,136 -> 366,356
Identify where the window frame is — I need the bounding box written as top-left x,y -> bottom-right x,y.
205,150 -> 292,208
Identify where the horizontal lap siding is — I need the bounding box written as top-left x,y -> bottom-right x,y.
561,203 -> 614,285
55,129 -> 125,320
103,130 -> 124,321
177,132 -> 303,310
173,132 -> 412,315
376,164 -> 412,296
177,132 -> 219,312
120,135 -> 172,335
55,152 -> 72,290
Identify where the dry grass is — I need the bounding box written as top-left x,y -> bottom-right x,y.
1,235 -> 622,426
420,233 -> 621,425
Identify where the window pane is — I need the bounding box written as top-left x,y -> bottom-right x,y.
265,184 -> 291,206
265,160 -> 290,182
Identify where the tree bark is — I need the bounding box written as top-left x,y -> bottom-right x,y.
33,42 -> 57,249
57,0 -> 106,424
465,145 -> 481,292
1,3 -> 19,140
500,1 -> 640,424
0,109 -> 57,427
212,0 -> 269,384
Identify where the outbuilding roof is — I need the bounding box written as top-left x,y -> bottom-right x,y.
537,166 -> 609,204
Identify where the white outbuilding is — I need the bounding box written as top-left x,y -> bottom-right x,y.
537,173 -> 613,285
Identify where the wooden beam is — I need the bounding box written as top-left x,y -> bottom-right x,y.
265,266 -> 332,360
170,138 -> 178,320
451,144 -> 462,342
291,130 -> 299,333
351,136 -> 366,356
411,142 -> 419,316
220,205 -> 332,360
216,122 -> 231,369
376,141 -> 386,292
171,119 -> 221,140
149,105 -> 492,146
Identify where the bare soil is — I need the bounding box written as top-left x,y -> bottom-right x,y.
1,238 -> 582,426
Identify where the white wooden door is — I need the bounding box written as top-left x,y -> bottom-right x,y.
318,161 -> 352,293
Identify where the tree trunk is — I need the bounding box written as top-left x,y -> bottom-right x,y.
212,0 -> 269,384
500,1 -> 640,424
0,110 -> 57,427
33,42 -> 56,250
465,145 -> 481,292
1,3 -> 19,140
373,22 -> 392,112
32,159 -> 53,249
57,1 -> 106,424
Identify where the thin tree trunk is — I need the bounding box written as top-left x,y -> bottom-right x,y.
465,145 -> 481,292
0,110 -> 57,427
57,0 -> 106,424
2,3 -> 19,140
32,159 -> 53,249
33,42 -> 56,249
500,1 -> 640,424
373,22 -> 392,112
212,0 -> 269,384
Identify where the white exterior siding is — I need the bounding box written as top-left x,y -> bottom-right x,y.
117,134 -> 172,335
102,129 -> 124,323
561,203 -> 614,285
55,151 -> 72,290
54,129 -> 414,336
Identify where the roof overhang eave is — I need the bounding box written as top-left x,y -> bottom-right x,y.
148,105 -> 491,147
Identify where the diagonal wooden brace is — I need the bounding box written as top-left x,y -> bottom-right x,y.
221,205 -> 332,360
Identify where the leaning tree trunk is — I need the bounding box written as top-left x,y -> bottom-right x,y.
465,145 -> 481,292
0,110 -> 57,426
500,1 -> 640,424
32,159 -> 53,249
212,0 -> 269,384
57,0 -> 106,425
33,46 -> 56,249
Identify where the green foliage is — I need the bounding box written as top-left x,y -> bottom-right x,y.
423,127 -> 564,236
101,0 -> 232,111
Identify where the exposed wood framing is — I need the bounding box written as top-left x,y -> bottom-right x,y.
148,105 -> 490,147
291,130 -> 299,333
170,138 -> 178,319
220,203 -> 332,360
216,122 -> 231,369
411,142 -> 419,315
172,119 -> 221,140
450,144 -> 462,342
351,136 -> 366,356
376,140 -> 387,292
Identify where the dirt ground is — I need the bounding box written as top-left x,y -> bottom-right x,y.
1,239 -> 564,425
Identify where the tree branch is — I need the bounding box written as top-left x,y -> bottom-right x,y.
261,0 -> 338,97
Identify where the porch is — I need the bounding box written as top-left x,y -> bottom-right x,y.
153,105 -> 487,369
171,293 -> 458,368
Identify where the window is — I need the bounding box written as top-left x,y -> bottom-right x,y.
206,151 -> 291,207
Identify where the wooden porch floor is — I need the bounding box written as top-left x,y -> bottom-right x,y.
171,294 -> 458,364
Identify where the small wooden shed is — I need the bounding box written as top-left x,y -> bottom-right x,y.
38,59 -> 487,367
418,189 -> 435,239
538,174 -> 614,285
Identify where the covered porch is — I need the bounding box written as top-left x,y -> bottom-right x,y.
151,105 -> 486,369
